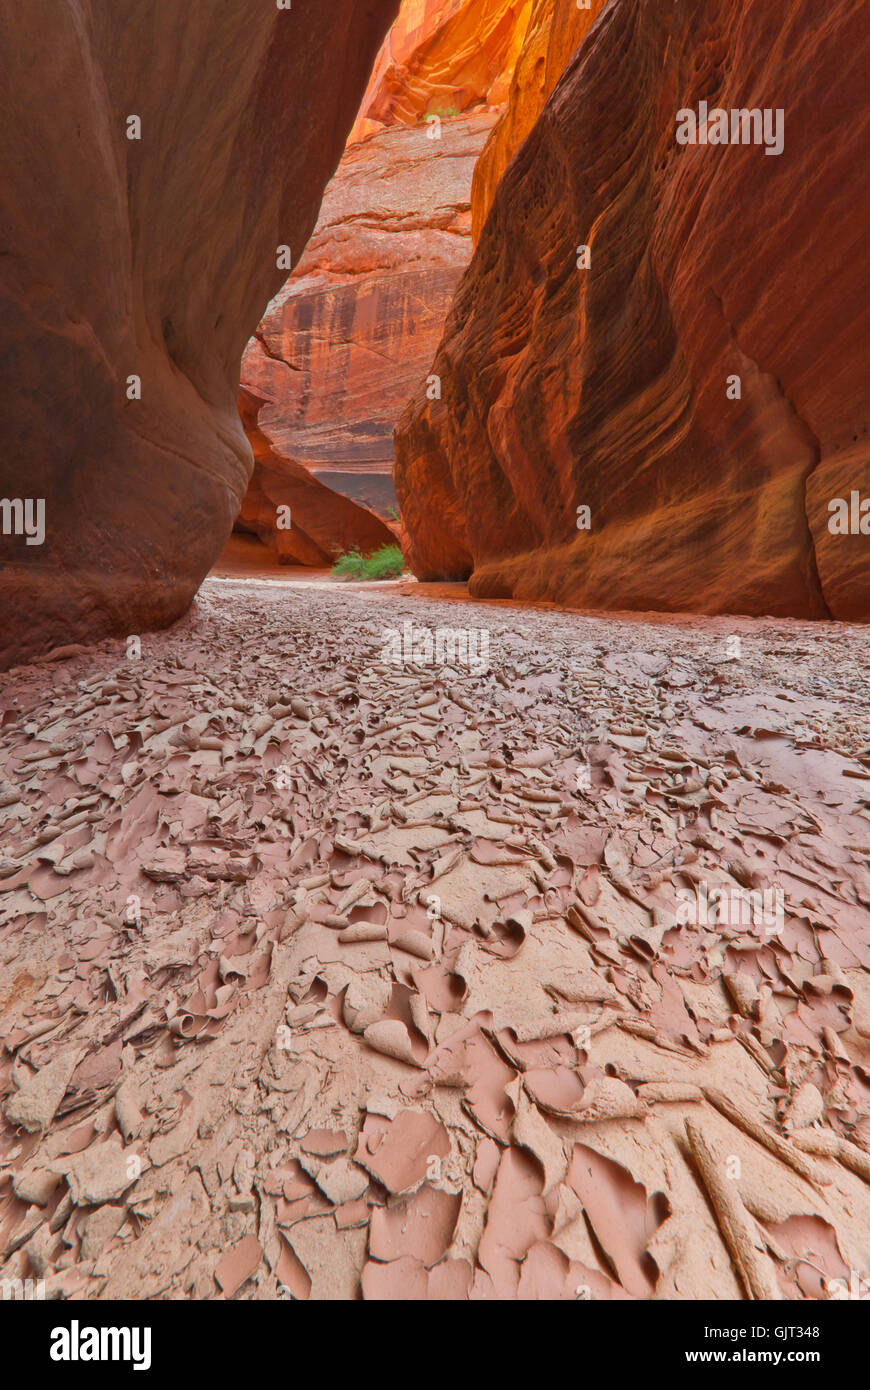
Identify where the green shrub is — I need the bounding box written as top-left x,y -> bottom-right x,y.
331,548 -> 365,578
331,544 -> 404,581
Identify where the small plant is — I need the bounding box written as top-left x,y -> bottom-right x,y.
331,548 -> 364,578
331,544 -> 404,581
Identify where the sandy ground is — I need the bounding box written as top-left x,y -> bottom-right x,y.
1,579 -> 869,1300
210,533 -> 337,584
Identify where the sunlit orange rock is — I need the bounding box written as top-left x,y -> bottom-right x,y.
471,0 -> 609,241
241,111 -> 497,531
239,0 -> 518,563
0,0 -> 398,667
396,0 -> 870,619
348,0 -> 534,144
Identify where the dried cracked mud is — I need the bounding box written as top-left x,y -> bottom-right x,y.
1,580 -> 869,1300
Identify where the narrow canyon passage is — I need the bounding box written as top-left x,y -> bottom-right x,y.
0,0 -> 868,1325
1,584 -> 868,1299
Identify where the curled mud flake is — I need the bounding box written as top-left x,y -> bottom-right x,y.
214,1233 -> 262,1298
342,974 -> 393,1033
790,1128 -> 870,1184
565,1143 -> 667,1298
760,1213 -> 851,1299
481,912 -> 526,959
363,1019 -> 427,1067
570,1076 -> 644,1123
354,1110 -> 450,1194
702,1088 -> 831,1186
511,1086 -> 568,1192
781,1081 -> 825,1132
477,1146 -> 551,1296
362,1253 -> 472,1301
636,1082 -> 704,1106
338,921 -> 388,943
3,1046 -> 86,1134
723,971 -> 758,1017
390,929 -> 434,960
369,1183 -> 461,1266
544,970 -> 621,1007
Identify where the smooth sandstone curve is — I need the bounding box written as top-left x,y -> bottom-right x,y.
395,0 -> 870,618
0,0 -> 399,667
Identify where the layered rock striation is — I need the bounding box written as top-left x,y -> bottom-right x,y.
238,0 -> 520,558
241,111 -> 498,530
236,390 -> 395,567
396,0 -> 870,619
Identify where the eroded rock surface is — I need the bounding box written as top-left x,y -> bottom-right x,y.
236,0 -> 527,558
1,584 -> 869,1299
0,0 -> 399,667
348,0 -> 532,144
396,0 -> 870,618
241,112 -> 497,533
471,0 -> 609,241
235,391 -> 395,567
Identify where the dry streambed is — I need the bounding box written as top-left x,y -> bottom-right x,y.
0,582 -> 869,1299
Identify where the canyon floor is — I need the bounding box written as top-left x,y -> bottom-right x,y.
1,581 -> 869,1300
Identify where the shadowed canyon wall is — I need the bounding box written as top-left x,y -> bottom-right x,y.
396,0 -> 870,619
235,390 -> 395,565
0,0 -> 399,667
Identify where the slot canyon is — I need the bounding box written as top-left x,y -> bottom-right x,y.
0,0 -> 869,1319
